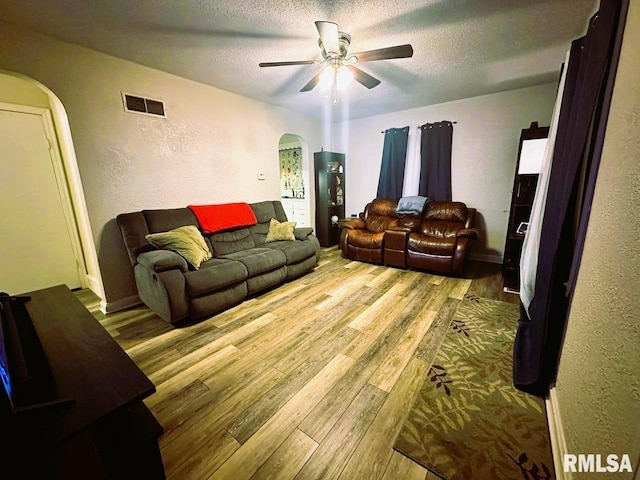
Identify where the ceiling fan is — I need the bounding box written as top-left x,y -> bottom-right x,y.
259,21 -> 413,93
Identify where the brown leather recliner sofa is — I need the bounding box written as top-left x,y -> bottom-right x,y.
406,201 -> 478,275
340,198 -> 478,275
339,198 -> 422,265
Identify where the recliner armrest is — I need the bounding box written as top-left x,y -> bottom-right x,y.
456,228 -> 479,240
137,250 -> 189,273
387,225 -> 413,233
341,219 -> 366,229
294,227 -> 314,240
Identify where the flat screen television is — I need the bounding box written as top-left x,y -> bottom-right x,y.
0,293 -> 70,417
0,308 -> 14,415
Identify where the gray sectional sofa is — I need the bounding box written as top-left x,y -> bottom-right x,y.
117,200 -> 320,324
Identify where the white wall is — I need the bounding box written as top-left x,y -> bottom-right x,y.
0,73 -> 49,107
553,1 -> 640,477
332,83 -> 558,261
0,22 -> 322,307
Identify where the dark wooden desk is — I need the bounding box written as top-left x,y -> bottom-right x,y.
1,285 -> 165,479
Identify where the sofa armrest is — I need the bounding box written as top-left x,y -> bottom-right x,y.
294,227 -> 314,240
341,218 -> 366,230
137,250 -> 189,273
387,225 -> 413,233
456,228 -> 479,240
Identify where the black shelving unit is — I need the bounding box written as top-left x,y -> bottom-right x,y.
503,122 -> 549,293
314,150 -> 345,247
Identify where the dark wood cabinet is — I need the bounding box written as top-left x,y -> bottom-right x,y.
314,150 -> 345,247
503,122 -> 549,293
0,285 -> 165,479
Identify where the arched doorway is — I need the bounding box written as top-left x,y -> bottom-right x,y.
278,133 -> 311,227
0,71 -> 103,299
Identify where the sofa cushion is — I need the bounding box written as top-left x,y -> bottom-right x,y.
208,228 -> 256,256
249,222 -> 270,246
184,258 -> 248,298
143,208 -> 199,233
117,211 -> 155,266
220,248 -> 286,277
423,201 -> 468,223
266,218 -> 296,242
366,215 -> 399,233
145,225 -> 212,269
364,198 -> 400,233
263,239 -> 316,265
348,230 -> 385,249
418,219 -> 465,238
408,233 -> 456,256
369,198 -> 399,217
250,201 -> 287,223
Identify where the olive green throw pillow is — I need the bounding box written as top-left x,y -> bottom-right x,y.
265,218 -> 297,242
146,225 -> 212,269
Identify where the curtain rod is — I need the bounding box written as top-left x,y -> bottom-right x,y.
381,121 -> 457,133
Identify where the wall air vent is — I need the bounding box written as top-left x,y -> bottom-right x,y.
122,92 -> 166,117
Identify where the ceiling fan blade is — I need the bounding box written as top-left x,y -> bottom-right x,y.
300,70 -> 324,92
352,44 -> 414,62
347,66 -> 381,89
259,60 -> 317,67
315,21 -> 340,55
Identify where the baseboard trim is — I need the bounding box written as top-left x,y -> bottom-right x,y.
469,252 -> 503,264
547,387 -> 570,480
100,294 -> 141,315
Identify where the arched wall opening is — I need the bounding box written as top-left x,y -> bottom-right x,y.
0,70 -> 104,300
278,133 -> 312,229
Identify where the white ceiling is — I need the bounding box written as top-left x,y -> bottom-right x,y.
1,0 -> 598,120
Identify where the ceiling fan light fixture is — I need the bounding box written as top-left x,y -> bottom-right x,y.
319,67 -> 335,90
260,21 -> 413,95
319,64 -> 353,92
336,65 -> 353,89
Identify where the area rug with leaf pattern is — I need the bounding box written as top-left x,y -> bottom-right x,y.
393,294 -> 554,480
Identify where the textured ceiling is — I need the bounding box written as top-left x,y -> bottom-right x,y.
1,0 -> 598,120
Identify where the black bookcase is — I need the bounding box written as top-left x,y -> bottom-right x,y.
314,150 -> 345,247
503,122 -> 549,293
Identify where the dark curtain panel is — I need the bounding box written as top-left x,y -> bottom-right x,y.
419,121 -> 453,201
513,0 -> 625,396
377,126 -> 409,199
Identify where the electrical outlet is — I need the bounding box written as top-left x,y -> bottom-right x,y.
257,173 -> 266,180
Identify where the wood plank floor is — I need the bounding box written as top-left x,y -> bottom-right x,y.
75,247 -> 518,480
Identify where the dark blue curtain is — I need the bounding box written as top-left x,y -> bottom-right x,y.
513,0 -> 626,396
419,121 -> 453,201
377,127 -> 409,199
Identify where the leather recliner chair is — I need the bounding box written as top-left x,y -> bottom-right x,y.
406,201 -> 478,275
340,198 -> 422,265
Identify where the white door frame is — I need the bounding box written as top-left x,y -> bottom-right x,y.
0,70 -> 105,301
1,101 -> 87,289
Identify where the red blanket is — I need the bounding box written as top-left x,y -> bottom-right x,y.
188,202 -> 257,234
